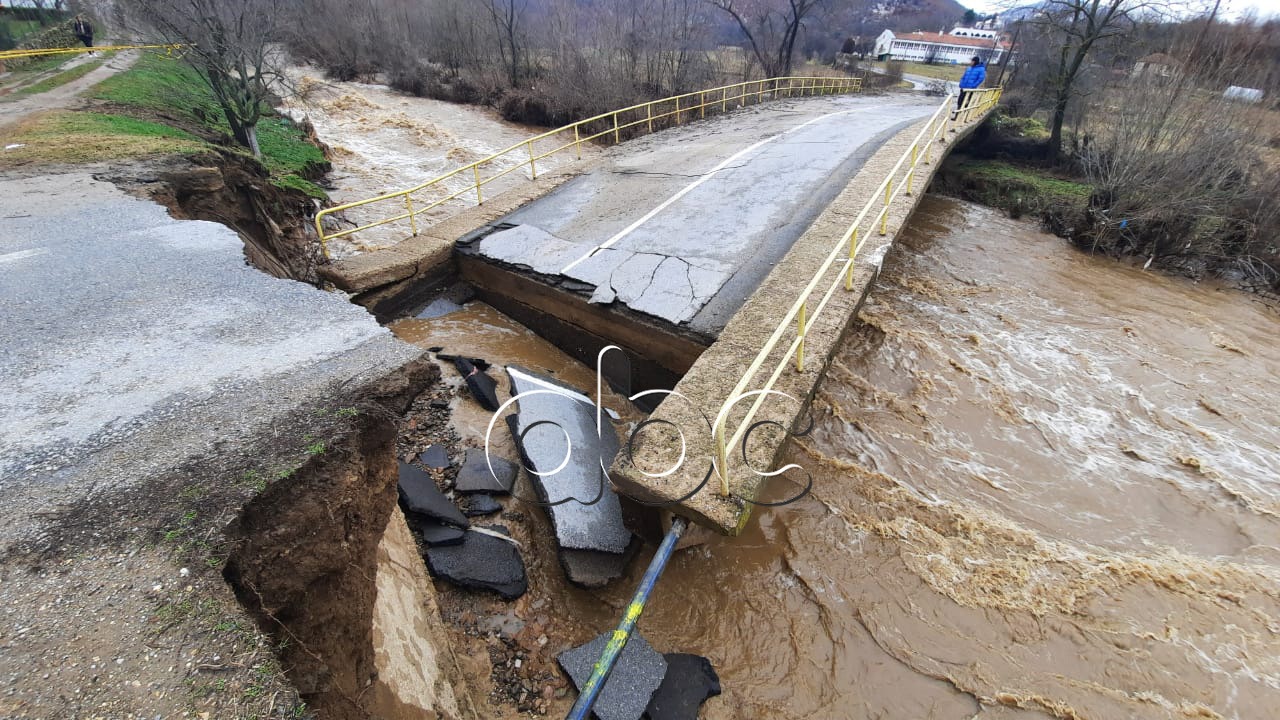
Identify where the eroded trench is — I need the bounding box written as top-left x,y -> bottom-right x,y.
213,265 -> 701,720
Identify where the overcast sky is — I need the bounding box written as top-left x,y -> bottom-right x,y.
966,0 -> 1280,20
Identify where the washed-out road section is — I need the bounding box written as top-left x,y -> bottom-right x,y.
466,94 -> 937,338
0,172 -> 414,501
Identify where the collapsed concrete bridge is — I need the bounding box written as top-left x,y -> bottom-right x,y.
323,80 -> 1001,537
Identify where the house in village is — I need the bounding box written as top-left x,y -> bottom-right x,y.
874,27 -> 1011,65
1131,53 -> 1182,80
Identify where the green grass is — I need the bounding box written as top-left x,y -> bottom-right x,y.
93,52 -> 223,126
0,53 -> 71,90
945,158 -> 1092,217
91,53 -> 328,197
960,160 -> 1091,200
1,18 -> 41,43
990,113 -> 1050,141
0,110 -> 205,166
12,57 -> 103,96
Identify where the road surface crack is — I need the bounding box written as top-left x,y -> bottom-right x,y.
611,164 -> 747,180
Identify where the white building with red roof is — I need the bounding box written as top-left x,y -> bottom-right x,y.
874,28 -> 1011,65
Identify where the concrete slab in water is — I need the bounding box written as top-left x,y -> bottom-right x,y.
506,366 -> 632,555
559,632 -> 667,720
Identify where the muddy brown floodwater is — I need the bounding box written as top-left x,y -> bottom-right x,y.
282,67 -> 595,259
394,196 -> 1280,719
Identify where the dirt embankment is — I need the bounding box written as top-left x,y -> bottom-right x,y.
223,356 -> 469,719
2,352 -> 469,719
100,148 -> 331,283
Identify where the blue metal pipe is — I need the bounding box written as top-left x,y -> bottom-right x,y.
566,516 -> 689,720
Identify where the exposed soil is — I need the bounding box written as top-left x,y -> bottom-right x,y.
1,351 -> 443,720
100,151 -> 329,283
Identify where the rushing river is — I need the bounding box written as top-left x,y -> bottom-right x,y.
638,195 -> 1280,719
396,196 -> 1280,719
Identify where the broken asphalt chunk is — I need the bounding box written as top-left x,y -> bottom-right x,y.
420,520 -> 466,547
398,462 -> 468,528
419,444 -> 450,468
645,653 -> 722,720
463,493 -> 502,517
425,526 -> 527,600
506,365 -> 632,555
558,632 -> 667,720
454,448 -> 516,495
450,356 -> 500,411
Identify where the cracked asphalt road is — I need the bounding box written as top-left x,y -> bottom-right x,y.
472,94 -> 937,336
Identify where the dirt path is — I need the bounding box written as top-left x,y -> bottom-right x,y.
0,50 -> 139,131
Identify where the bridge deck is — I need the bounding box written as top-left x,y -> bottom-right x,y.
460,95 -> 937,340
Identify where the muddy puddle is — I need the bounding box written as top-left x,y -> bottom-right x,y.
282,67 -> 595,258
390,196 -> 1280,719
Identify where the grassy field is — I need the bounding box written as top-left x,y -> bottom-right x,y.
869,60 -> 966,82
0,111 -> 204,165
2,53 -> 326,196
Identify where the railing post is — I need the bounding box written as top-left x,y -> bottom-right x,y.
796,301 -> 807,372
880,182 -> 891,235
722,87 -> 727,112
574,125 -> 582,160
700,92 -> 706,119
675,95 -> 681,124
907,144 -> 917,195
613,113 -> 621,144
527,140 -> 537,180
474,165 -> 483,205
647,103 -> 653,133
405,193 -> 418,235
845,228 -> 858,290
715,418 -> 730,496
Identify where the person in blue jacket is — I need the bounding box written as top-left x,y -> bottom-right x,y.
957,56 -> 986,112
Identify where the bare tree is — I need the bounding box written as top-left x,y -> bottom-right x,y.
487,0 -> 530,86
1030,0 -> 1173,159
1077,17 -> 1273,278
119,0 -> 288,157
708,0 -> 827,77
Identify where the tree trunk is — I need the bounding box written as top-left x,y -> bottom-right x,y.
245,124 -> 262,158
1049,95 -> 1068,161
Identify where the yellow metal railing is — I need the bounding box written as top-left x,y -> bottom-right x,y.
711,85 -> 1002,494
313,75 -> 864,255
0,44 -> 183,61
